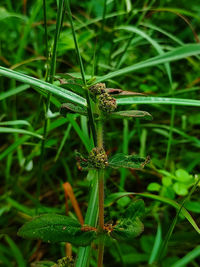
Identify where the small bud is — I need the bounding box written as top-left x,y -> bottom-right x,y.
89,83 -> 106,95
98,92 -> 117,113
88,147 -> 108,169
53,256 -> 74,267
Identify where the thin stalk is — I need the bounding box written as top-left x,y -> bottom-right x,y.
65,0 -> 96,145
97,119 -> 105,267
43,0 -> 48,60
37,0 -> 65,200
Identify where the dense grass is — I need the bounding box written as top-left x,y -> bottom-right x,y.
0,0 -> 200,266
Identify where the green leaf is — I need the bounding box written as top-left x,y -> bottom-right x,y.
96,44 -> 200,82
173,183 -> 188,196
116,96 -> 200,107
184,201 -> 200,213
60,102 -> 88,116
111,110 -> 153,120
111,218 -> 144,241
175,169 -> 192,183
162,177 -> 172,187
124,199 -> 145,220
104,192 -> 200,234
0,66 -> 86,107
108,153 -> 150,169
147,183 -> 161,192
18,214 -> 97,246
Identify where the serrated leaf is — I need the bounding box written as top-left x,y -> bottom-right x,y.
60,103 -> 88,116
111,110 -> 152,120
18,214 -> 97,246
108,153 -> 150,169
124,200 -> 145,220
111,218 -> 144,241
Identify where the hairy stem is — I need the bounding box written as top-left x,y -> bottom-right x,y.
97,119 -> 105,267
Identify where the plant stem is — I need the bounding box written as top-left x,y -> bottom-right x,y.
97,119 -> 105,267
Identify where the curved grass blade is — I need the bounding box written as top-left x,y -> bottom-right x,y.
116,96 -> 200,107
5,235 -> 26,267
0,127 -> 43,139
116,26 -> 172,83
0,66 -> 86,107
96,44 -> 200,82
0,84 -> 30,100
105,192 -> 200,234
148,221 -> 162,264
171,246 -> 200,267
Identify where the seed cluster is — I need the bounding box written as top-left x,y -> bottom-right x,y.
53,256 -> 74,267
88,147 -> 108,169
98,92 -> 117,113
89,83 -> 106,95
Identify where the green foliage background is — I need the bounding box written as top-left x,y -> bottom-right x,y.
0,0 -> 200,266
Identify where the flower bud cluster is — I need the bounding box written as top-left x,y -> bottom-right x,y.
89,83 -> 106,95
98,92 -> 117,113
88,147 -> 108,169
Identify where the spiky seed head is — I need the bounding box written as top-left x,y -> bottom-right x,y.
98,92 -> 117,113
89,83 -> 106,95
88,147 -> 108,169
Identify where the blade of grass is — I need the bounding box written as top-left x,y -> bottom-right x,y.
65,0 -> 96,145
148,220 -> 162,264
4,235 -> 26,267
96,44 -> 200,82
115,25 -> 172,82
157,176 -> 200,262
0,127 -> 42,139
0,84 -> 30,100
0,117 -> 68,160
54,123 -> 72,161
76,170 -> 99,267
171,246 -> 200,267
0,66 -> 86,106
116,96 -> 200,106
37,0 -> 65,202
94,0 -> 107,74
67,115 -> 92,152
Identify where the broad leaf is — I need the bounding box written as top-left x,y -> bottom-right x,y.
124,200 -> 145,220
60,103 -> 88,116
18,214 -> 97,246
111,110 -> 152,120
111,218 -> 144,241
104,192 -> 200,234
108,153 -> 150,169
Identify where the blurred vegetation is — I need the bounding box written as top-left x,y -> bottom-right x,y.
0,0 -> 200,266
